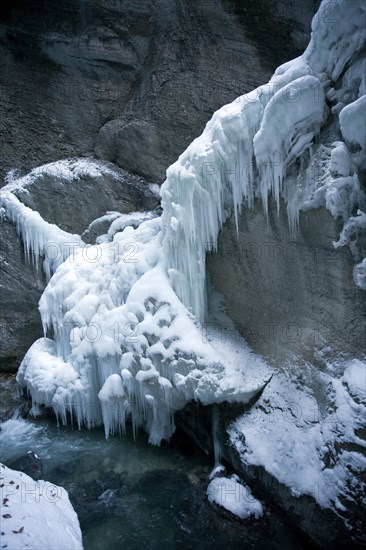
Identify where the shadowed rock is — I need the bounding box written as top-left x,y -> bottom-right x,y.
9,450 -> 43,480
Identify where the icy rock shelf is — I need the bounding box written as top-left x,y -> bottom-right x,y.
0,1 -> 365,521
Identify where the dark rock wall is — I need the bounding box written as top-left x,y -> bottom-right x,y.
0,220 -> 44,372
207,198 -> 366,366
0,0 -> 319,182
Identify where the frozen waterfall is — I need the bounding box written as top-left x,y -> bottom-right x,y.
0,0 -> 365,448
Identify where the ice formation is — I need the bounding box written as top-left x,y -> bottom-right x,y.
0,0 -> 363,509
0,463 -> 83,550
207,474 -> 264,520
160,0 -> 365,318
2,161 -> 270,445
16,225 -> 269,444
0,190 -> 83,280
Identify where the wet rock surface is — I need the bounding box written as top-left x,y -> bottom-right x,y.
0,219 -> 44,372
70,467 -> 306,550
0,374 -> 23,420
9,450 -> 43,480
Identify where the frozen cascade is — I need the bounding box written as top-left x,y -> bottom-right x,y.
0,190 -> 83,280
161,0 -> 366,318
0,0 -> 364,450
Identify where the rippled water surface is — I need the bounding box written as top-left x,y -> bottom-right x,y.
0,377 -> 306,550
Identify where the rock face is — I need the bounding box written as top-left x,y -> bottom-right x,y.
0,219 -> 44,372
0,0 -> 319,182
207,198 -> 366,365
9,450 -> 43,480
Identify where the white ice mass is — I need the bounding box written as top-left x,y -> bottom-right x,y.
0,0 -> 365,522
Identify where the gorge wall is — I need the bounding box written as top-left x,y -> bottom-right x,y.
0,0 -> 319,182
207,199 -> 366,365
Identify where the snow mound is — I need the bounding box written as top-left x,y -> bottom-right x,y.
0,463 -> 83,550
207,475 -> 264,519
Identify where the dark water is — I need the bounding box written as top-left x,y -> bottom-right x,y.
0,377 -> 306,550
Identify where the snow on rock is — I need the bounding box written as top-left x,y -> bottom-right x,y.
342,359 -> 366,401
228,357 -> 366,512
353,258 -> 366,291
207,475 -> 264,520
304,0 -> 366,83
0,463 -> 83,550
105,211 -> 157,241
82,210 -> 158,245
333,210 -> 366,256
253,75 -> 325,214
339,95 -> 366,151
3,158 -> 120,194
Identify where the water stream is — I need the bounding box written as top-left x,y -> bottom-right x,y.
0,377 -> 307,550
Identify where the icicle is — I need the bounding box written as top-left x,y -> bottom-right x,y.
212,405 -> 222,466
0,190 -> 83,280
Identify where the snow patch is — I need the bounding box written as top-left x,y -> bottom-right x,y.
0,463 -> 83,550
228,359 -> 366,511
207,475 -> 264,519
